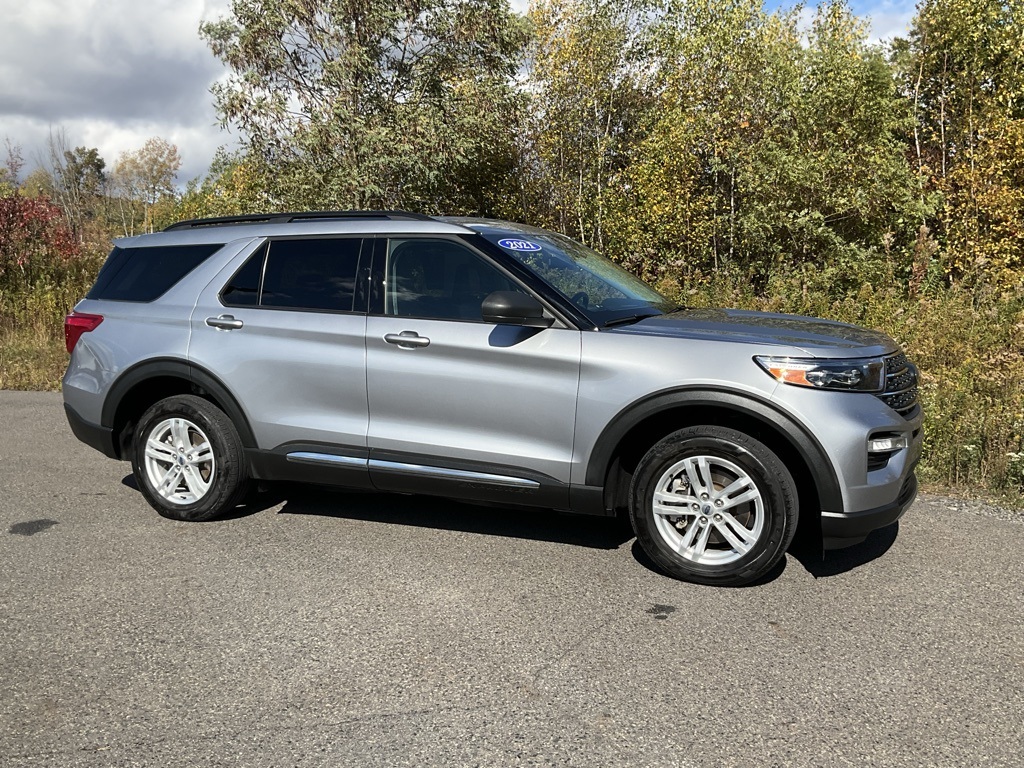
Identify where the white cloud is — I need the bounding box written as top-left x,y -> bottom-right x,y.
1,0 -> 534,187
1,0 -> 234,185
864,9 -> 915,42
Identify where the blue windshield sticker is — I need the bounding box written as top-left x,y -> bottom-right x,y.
497,238 -> 543,252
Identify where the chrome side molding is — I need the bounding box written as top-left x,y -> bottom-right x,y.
284,452 -> 539,489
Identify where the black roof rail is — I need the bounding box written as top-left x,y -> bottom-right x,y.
163,210 -> 437,231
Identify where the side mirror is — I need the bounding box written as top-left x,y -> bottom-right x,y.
481,291 -> 554,328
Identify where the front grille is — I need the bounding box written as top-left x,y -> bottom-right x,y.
877,353 -> 919,418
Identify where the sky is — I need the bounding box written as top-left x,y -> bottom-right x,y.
0,0 -> 917,188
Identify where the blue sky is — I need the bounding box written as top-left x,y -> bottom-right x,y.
768,0 -> 918,40
0,0 -> 919,186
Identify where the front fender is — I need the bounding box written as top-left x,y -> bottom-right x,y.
583,386 -> 843,511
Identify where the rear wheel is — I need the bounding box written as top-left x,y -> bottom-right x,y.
629,426 -> 798,586
131,395 -> 249,522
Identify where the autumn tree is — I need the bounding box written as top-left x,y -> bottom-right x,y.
201,0 -> 529,212
20,168 -> 55,198
900,0 -> 1024,285
45,129 -> 108,241
600,0 -> 921,291
111,137 -> 182,235
0,194 -> 81,293
525,0 -> 654,249
174,149 -> 270,221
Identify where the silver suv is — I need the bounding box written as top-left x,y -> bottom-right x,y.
63,211 -> 922,586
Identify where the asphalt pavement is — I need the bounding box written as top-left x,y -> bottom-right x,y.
2,391 -> 1023,767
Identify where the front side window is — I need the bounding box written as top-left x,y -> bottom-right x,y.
222,238 -> 363,312
385,238 -> 521,321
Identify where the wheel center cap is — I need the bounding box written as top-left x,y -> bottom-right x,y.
702,504 -> 713,515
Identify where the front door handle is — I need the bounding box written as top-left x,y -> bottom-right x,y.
384,331 -> 430,349
206,314 -> 244,330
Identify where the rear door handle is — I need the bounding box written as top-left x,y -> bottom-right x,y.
206,314 -> 244,330
384,331 -> 430,349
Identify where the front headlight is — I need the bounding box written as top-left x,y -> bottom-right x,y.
754,355 -> 885,392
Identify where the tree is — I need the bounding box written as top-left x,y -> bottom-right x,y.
0,193 -> 80,293
20,167 -> 55,198
111,138 -> 182,235
1,139 -> 24,195
201,0 -> 529,212
45,129 -> 107,240
174,149 -> 270,221
526,0 -> 655,249
603,0 -> 922,291
900,0 -> 1024,285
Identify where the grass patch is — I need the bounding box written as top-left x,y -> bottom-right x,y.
0,271 -> 96,391
0,328 -> 65,391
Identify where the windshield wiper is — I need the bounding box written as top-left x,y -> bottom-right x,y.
603,313 -> 661,328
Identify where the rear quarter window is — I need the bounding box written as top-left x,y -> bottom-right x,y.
87,243 -> 224,302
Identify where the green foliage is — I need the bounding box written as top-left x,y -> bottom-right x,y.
604,1 -> 924,288
174,150 -> 272,221
201,0 -> 530,213
898,0 -> 1024,285
672,268 -> 1024,501
525,0 -> 654,248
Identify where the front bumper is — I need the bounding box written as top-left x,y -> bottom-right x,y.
821,474 -> 917,549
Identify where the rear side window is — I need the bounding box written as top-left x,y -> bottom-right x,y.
87,244 -> 223,302
222,238 -> 363,313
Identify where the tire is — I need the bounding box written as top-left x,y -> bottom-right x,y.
629,426 -> 798,586
131,395 -> 250,522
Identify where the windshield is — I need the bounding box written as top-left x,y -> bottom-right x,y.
473,226 -> 675,325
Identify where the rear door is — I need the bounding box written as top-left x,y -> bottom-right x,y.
189,236 -> 371,486
364,236 -> 582,507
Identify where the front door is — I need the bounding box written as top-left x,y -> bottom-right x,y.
364,236 -> 582,507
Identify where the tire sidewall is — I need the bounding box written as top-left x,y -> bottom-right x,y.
630,428 -> 796,585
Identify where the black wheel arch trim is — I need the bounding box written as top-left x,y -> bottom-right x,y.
100,357 -> 258,454
585,386 -> 843,511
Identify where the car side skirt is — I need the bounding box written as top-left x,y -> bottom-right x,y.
249,444 -> 573,510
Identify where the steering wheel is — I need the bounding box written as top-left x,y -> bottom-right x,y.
570,291 -> 589,309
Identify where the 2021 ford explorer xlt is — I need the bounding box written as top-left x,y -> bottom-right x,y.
63,211 -> 922,586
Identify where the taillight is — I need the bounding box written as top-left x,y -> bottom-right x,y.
65,312 -> 103,354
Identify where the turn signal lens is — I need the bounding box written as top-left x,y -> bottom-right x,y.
754,355 -> 885,392
65,312 -> 104,354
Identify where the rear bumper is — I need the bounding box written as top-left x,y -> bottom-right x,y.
64,402 -> 119,459
821,474 -> 917,549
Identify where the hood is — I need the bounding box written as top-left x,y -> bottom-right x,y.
611,307 -> 898,357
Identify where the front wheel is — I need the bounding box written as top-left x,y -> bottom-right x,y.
629,426 -> 798,586
131,395 -> 250,522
